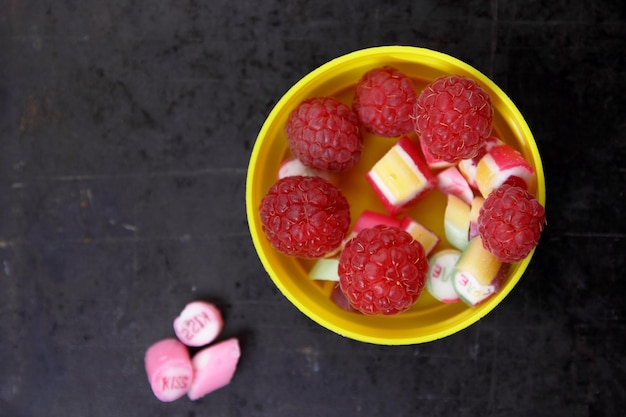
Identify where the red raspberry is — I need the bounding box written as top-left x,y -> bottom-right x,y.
338,225 -> 428,315
414,75 -> 493,163
478,184 -> 546,263
285,97 -> 362,172
353,66 -> 417,137
259,176 -> 351,258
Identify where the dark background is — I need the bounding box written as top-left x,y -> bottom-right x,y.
1,1 -> 625,416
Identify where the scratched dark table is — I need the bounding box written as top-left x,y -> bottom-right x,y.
1,1 -> 625,416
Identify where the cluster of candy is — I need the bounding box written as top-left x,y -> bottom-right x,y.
144,301 -> 240,401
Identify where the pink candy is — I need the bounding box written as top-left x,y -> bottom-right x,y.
187,338 -> 241,401
144,338 -> 193,402
145,301 -> 240,402
436,165 -> 474,205
352,210 -> 401,235
173,301 -> 223,347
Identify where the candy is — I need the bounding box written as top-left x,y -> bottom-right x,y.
444,194 -> 471,251
187,338 -> 241,401
468,196 -> 485,240
399,216 -> 440,255
278,157 -> 339,185
352,210 -> 402,235
366,136 -> 436,215
144,338 -> 193,402
426,249 -> 462,303
458,136 -> 503,189
419,138 -> 454,170
173,301 -> 224,347
309,257 -> 340,281
475,144 -> 536,197
452,236 -> 503,306
436,165 -> 474,205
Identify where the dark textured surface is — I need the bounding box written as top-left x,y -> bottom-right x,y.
1,1 -> 625,416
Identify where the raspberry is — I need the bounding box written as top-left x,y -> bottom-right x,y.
414,75 -> 493,163
285,97 -> 362,172
259,176 -> 351,258
338,225 -> 428,315
353,66 -> 417,137
477,184 -> 546,263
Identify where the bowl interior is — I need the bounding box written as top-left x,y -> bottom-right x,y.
246,46 -> 545,345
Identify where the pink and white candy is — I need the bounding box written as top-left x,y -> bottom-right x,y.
475,143 -> 535,197
278,157 -> 338,185
436,165 -> 474,205
458,136 -> 503,189
173,301 -> 224,347
144,338 -> 194,402
352,210 -> 401,234
187,338 -> 241,400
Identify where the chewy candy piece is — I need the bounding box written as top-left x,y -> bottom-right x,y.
475,144 -> 536,197
468,196 -> 485,240
309,257 -> 340,281
366,136 -> 436,215
458,136 -> 504,189
187,338 -> 241,401
145,338 -> 193,402
173,301 -> 224,347
444,194 -> 471,251
452,236 -> 503,306
278,157 -> 339,185
399,216 -> 440,255
436,165 -> 474,205
426,249 -> 461,303
353,210 -> 402,235
342,210 -> 403,251
419,138 -> 454,170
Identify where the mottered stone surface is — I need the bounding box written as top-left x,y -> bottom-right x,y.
1,1 -> 625,416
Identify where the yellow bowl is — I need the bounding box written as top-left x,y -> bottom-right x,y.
246,46 -> 545,345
